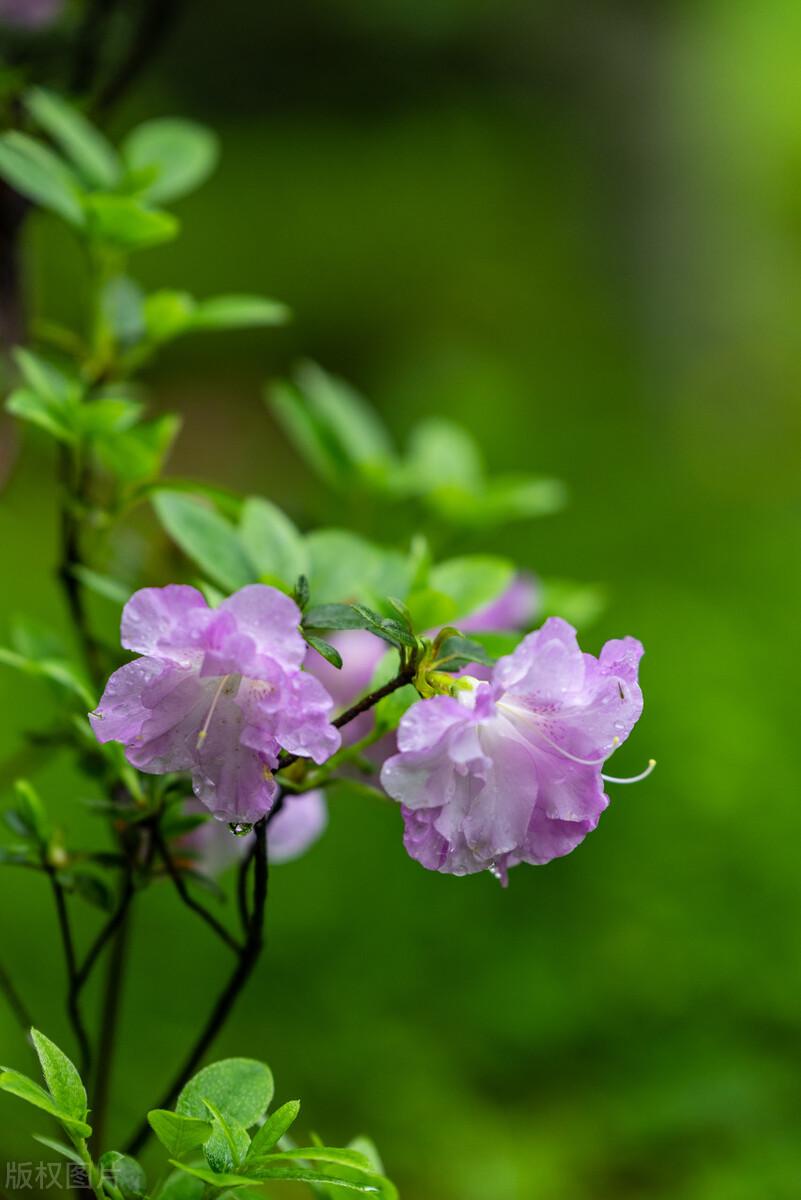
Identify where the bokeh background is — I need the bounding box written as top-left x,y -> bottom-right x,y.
2,1 -> 801,1196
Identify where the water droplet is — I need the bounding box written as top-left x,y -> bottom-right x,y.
487,861 -> 504,883
228,822 -> 253,837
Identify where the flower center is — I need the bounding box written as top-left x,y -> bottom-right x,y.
196,674 -> 240,748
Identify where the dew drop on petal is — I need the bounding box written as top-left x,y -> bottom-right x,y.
228,822 -> 253,837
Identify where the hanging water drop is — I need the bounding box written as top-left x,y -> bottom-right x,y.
229,821 -> 253,837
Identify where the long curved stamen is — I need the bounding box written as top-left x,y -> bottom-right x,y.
196,674 -> 230,748
602,759 -> 656,785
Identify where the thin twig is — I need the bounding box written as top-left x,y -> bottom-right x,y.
45,865 -> 92,1076
124,820 -> 269,1157
153,825 -> 242,954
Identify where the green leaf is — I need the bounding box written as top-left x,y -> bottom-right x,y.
168,1161 -> 257,1189
6,388 -> 75,443
434,634 -> 495,671
294,362 -> 393,470
245,1164 -> 394,1195
0,131 -> 84,225
269,381 -> 344,486
303,633 -> 342,669
147,1110 -> 214,1158
13,347 -> 80,405
85,194 -> 179,250
351,605 -> 417,651
97,1152 -> 146,1199
102,276 -> 145,347
302,604 -> 368,632
153,491 -> 255,591
95,413 -> 181,484
203,1100 -> 251,1173
306,530 -> 410,607
247,1100 -> 300,1158
25,87 -> 120,188
176,1058 -> 274,1129
373,682 -> 416,736
12,780 -> 50,844
142,290 -> 196,343
61,866 -> 115,912
429,556 -> 515,620
540,578 -> 606,628
405,416 -> 483,491
70,566 -> 130,605
122,118 -> 219,204
0,646 -> 94,706
77,395 -> 144,437
190,295 -> 289,331
0,1068 -> 91,1136
32,1135 -> 84,1165
30,1029 -> 87,1122
249,1147 -> 372,1172
239,497 -> 308,587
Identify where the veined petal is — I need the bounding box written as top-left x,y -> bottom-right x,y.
121,585 -> 209,663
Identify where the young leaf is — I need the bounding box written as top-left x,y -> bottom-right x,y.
239,497 -> 308,586
0,131 -> 84,225
247,1100 -> 300,1158
168,1161 -> 258,1188
303,633 -> 342,670
249,1147 -> 372,1171
306,530 -> 410,607
12,780 -> 50,844
175,1058 -> 273,1129
0,1069 -> 92,1136
268,381 -> 343,486
202,1099 -> 251,1173
405,415 -> 483,492
190,294 -> 289,331
429,556 -> 515,619
302,603 -> 368,631
147,1110 -> 214,1158
153,1169 -> 206,1200
85,194 -> 179,251
122,118 -> 219,204
31,1135 -> 84,1165
294,362 -> 394,470
143,290 -> 196,343
153,491 -> 255,591
25,87 -> 120,188
351,605 -> 417,651
97,1152 -> 146,1200
95,413 -> 181,484
244,1163 -> 395,1195
30,1028 -> 87,1122
70,566 -> 130,605
6,388 -> 76,443
101,276 -> 146,347
434,634 -> 495,671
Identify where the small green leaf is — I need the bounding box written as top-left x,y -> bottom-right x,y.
303,633 -> 342,670
77,395 -> 144,437
0,1068 -> 91,1136
6,388 -> 76,442
203,1099 -> 251,1173
429,556 -> 515,620
302,604 -> 370,632
13,347 -> 80,405
12,780 -> 50,844
142,290 -> 196,343
122,118 -> 219,204
434,634 -> 495,671
293,574 -> 310,611
306,530 -> 410,607
148,1109 -> 213,1158
26,87 -> 120,188
405,415 -> 483,491
85,194 -> 179,250
95,413 -> 181,484
154,1169 -> 205,1200
244,1163 -> 394,1195
153,491 -> 255,591
190,294 -> 289,331
239,497 -> 308,587
30,1028 -> 87,1122
351,605 -> 417,651
249,1147 -> 372,1172
31,1135 -> 83,1165
247,1100 -> 300,1158
176,1058 -> 273,1130
168,1161 -> 257,1188
269,381 -> 343,486
98,1152 -> 146,1200
101,276 -> 145,348
0,131 -> 84,225
295,362 -> 393,471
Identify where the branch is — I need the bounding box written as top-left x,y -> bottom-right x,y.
153,824 -> 243,954
57,447 -> 104,688
45,864 -> 92,1076
124,819 -> 269,1157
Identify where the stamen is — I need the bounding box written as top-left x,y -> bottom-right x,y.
602,759 -> 656,785
196,675 -> 230,749
533,726 -> 620,767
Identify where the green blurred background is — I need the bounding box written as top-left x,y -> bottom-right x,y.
2,1 -> 801,1196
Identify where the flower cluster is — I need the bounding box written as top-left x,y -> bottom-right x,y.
91,586 -> 648,880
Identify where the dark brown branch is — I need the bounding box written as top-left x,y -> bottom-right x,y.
153,824 -> 243,954
0,961 -> 33,1032
45,865 -> 92,1076
124,820 -> 268,1157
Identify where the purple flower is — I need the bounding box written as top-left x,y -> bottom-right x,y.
90,585 -> 340,824
380,617 -> 650,883
0,0 -> 63,29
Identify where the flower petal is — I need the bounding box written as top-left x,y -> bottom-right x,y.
121,585 -> 209,662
